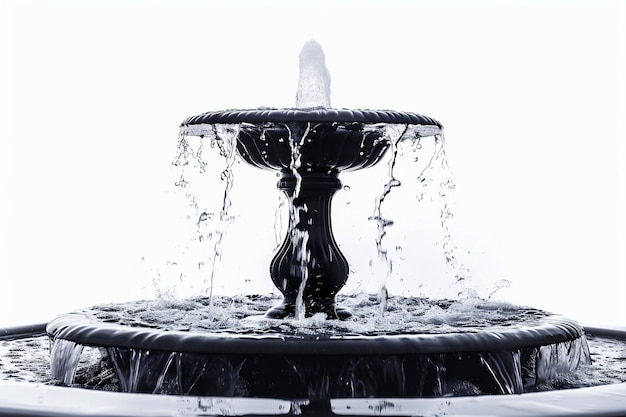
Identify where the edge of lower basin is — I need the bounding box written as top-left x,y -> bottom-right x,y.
45,312 -> 586,355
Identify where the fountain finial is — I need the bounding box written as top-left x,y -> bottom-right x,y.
295,40 -> 331,108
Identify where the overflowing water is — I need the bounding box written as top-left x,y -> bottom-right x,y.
38,293 -> 597,398
49,337 -> 83,385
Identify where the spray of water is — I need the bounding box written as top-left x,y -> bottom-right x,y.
413,134 -> 471,290
172,124 -> 239,316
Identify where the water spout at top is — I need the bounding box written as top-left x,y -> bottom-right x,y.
295,40 -> 331,108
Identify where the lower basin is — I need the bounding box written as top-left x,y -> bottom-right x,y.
3,294 -> 626,416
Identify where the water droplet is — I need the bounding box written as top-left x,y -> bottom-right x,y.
343,185 -> 351,191
198,212 -> 212,222
175,175 -> 188,187
488,279 -> 512,299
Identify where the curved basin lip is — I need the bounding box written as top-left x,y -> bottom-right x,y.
180,107 -> 443,128
46,313 -> 586,356
0,322 -> 47,341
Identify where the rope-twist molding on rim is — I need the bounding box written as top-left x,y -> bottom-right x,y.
180,108 -> 443,128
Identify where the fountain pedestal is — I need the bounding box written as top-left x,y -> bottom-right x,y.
268,170 -> 349,319
216,109 -> 441,318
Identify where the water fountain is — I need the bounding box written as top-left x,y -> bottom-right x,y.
1,41 -> 626,416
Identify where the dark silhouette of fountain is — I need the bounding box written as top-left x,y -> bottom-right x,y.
44,41 -> 592,405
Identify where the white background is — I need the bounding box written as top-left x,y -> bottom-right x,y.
1,0 -> 624,326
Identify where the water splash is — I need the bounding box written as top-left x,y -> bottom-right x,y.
487,279 -> 512,300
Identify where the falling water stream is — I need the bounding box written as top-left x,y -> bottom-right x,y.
173,124 -> 239,315
368,123 -> 406,316
285,122 -> 312,320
